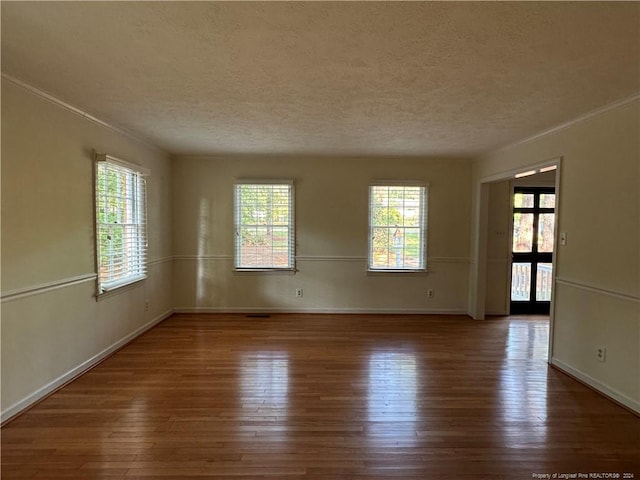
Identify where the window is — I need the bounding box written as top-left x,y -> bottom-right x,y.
95,154 -> 148,294
368,184 -> 427,271
234,182 -> 294,270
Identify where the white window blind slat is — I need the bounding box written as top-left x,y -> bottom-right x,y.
95,157 -> 148,294
368,184 -> 427,271
234,182 -> 295,270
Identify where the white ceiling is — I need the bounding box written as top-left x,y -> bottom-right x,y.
2,2 -> 639,158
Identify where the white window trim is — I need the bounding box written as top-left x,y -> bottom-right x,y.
367,182 -> 429,273
233,179 -> 296,272
94,152 -> 149,297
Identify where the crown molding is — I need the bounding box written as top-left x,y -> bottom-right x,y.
1,73 -> 169,156
477,93 -> 640,161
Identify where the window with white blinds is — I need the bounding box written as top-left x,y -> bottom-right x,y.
95,154 -> 148,294
368,184 -> 427,271
234,182 -> 295,270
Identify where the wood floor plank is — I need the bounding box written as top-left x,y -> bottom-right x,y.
2,313 -> 639,479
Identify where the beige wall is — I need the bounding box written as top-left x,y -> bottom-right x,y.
1,80 -> 173,420
172,155 -> 472,313
472,98 -> 640,412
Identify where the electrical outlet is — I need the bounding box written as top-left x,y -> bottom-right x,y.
144,299 -> 150,311
427,289 -> 434,298
296,288 -> 303,298
596,346 -> 606,363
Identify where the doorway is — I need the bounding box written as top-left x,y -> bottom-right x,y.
510,187 -> 555,314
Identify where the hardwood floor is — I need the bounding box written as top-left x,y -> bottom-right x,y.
2,314 -> 639,479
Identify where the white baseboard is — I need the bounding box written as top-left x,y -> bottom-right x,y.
1,308 -> 174,425
174,306 -> 468,315
550,357 -> 639,414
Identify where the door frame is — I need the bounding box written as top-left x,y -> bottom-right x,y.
470,156 -> 562,364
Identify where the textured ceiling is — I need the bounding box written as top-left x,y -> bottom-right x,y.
2,2 -> 639,157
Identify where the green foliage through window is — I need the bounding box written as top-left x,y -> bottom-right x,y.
369,185 -> 426,270
234,183 -> 294,269
96,159 -> 147,293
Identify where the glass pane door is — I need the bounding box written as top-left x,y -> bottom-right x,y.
510,187 -> 555,314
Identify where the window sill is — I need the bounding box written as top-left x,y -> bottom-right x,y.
366,269 -> 428,276
96,275 -> 146,300
233,268 -> 296,275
